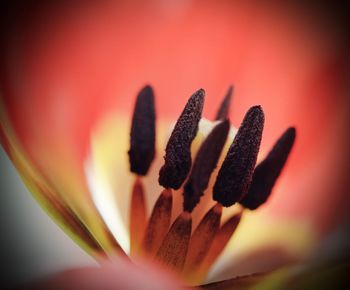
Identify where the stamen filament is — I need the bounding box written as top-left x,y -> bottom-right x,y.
184,203 -> 222,283
129,177 -> 147,256
155,211 -> 192,272
141,189 -> 172,257
197,211 -> 242,280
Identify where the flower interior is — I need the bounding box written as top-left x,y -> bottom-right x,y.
1,83 -> 299,286
116,85 -> 297,285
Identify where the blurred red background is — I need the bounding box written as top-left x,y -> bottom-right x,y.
0,1 -> 349,236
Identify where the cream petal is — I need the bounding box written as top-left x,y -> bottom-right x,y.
86,113 -> 172,253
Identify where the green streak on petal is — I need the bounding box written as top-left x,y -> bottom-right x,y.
249,267 -> 292,290
2,125 -> 102,256
201,273 -> 271,290
0,103 -> 124,257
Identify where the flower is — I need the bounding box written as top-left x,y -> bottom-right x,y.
0,1 -> 348,289
86,84 -> 302,286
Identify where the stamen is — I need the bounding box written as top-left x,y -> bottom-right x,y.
141,189 -> 172,256
129,85 -> 156,175
197,212 -> 242,280
240,127 -> 296,210
129,177 -> 147,256
155,212 -> 192,272
213,106 -> 264,207
124,85 -> 288,283
183,120 -> 230,212
215,86 -> 233,120
184,203 -> 222,277
159,89 -> 205,189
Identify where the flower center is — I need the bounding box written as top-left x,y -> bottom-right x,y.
125,85 -> 296,284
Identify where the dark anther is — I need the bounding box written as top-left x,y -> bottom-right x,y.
128,85 -> 156,175
240,127 -> 296,210
159,89 -> 205,189
213,106 -> 264,207
183,120 -> 230,212
215,86 -> 233,121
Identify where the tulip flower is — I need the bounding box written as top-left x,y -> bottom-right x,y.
0,1 -> 348,289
